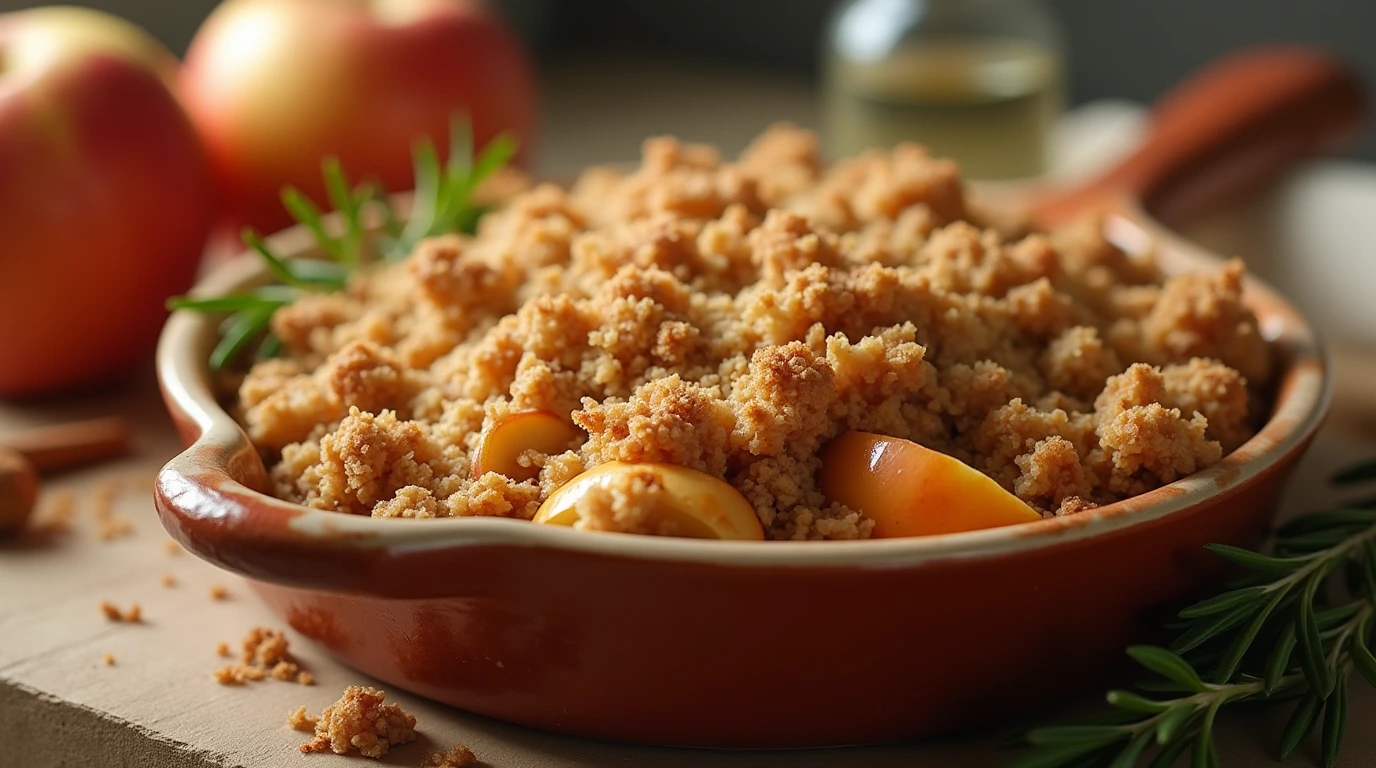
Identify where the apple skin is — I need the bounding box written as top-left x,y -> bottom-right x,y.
182,0 -> 538,235
819,431 -> 1042,537
0,10 -> 215,397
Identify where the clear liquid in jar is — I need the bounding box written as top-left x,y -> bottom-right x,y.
824,38 -> 1064,180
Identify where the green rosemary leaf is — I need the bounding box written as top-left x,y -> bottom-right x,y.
208,304 -> 274,371
397,137 -> 442,251
1332,461 -> 1376,485
1172,605 -> 1256,654
1192,700 -> 1222,768
321,157 -> 365,265
1106,690 -> 1171,714
1178,586 -> 1269,618
1202,544 -> 1310,572
1276,508 -> 1376,536
1352,639 -> 1376,688
1108,730 -> 1153,768
1148,732 -> 1195,768
1321,673 -> 1348,768
1297,576 -> 1335,698
283,258 -> 349,288
1214,586 -> 1288,683
280,187 -> 343,263
1279,694 -> 1324,760
321,157 -> 353,226
1275,527 -> 1368,553
1361,541 -> 1376,601
1315,602 -> 1362,632
258,331 -> 282,360
1265,622 -> 1299,695
1129,646 -> 1209,693
167,291 -> 294,313
1025,725 -> 1129,746
1135,679 -> 1197,695
242,228 -> 307,288
1154,704 -> 1198,744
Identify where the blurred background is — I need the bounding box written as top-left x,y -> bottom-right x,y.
3,0 -> 1373,162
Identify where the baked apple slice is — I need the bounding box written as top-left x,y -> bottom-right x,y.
819,431 -> 1041,537
534,462 -> 765,540
472,411 -> 580,482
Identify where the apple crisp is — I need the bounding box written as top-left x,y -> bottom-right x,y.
236,124 -> 1273,539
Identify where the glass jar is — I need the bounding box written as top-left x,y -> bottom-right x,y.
822,0 -> 1066,179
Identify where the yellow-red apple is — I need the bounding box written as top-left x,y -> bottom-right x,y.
473,410 -> 580,482
819,431 -> 1042,537
0,7 -> 214,396
535,462 -> 765,540
182,0 -> 537,235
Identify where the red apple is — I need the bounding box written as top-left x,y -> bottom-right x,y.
182,0 -> 537,236
0,7 -> 214,397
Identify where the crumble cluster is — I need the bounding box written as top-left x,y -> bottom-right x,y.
236,124 -> 1273,539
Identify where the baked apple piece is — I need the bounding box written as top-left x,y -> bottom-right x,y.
472,411 -> 580,483
819,431 -> 1041,537
534,462 -> 765,540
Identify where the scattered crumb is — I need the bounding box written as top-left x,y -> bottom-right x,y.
299,686 -> 417,758
32,490 -> 76,534
91,479 -> 134,540
288,706 -> 319,732
213,627 -> 310,686
163,539 -> 182,555
100,601 -> 142,623
102,653 -> 116,666
160,573 -> 177,588
421,745 -> 477,767
210,584 -> 229,600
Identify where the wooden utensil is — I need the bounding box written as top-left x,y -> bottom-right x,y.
0,417 -> 131,535
1031,46 -> 1365,229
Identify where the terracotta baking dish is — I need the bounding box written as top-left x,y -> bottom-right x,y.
154,49 -> 1360,748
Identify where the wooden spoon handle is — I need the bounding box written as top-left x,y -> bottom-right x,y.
1033,46 -> 1364,229
1,417 -> 130,474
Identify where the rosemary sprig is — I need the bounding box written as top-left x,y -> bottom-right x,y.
1009,460 -> 1376,768
169,117 -> 516,370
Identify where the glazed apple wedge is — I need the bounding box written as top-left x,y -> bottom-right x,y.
473,411 -> 581,482
535,462 -> 765,540
820,431 -> 1041,537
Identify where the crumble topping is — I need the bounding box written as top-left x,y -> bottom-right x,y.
237,124 -> 1275,539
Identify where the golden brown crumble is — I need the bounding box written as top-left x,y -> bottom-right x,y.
288,705 -> 318,732
163,539 -> 183,555
160,574 -> 176,588
100,602 -> 141,623
238,124 -> 1275,538
102,653 -> 115,666
421,745 -> 477,767
209,584 -> 229,600
299,686 -> 417,758
213,626 -> 311,686
215,642 -> 231,657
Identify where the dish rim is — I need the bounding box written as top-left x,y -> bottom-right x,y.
155,199 -> 1331,570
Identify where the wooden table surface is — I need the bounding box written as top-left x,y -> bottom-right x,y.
6,58 -> 1376,768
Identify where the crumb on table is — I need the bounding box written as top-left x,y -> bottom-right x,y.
160,573 -> 176,588
299,685 -> 417,758
102,653 -> 115,666
32,490 -> 76,534
210,584 -> 229,600
288,705 -> 319,732
100,602 -> 141,623
213,626 -> 311,686
163,539 -> 182,555
215,642 -> 231,658
421,745 -> 477,767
